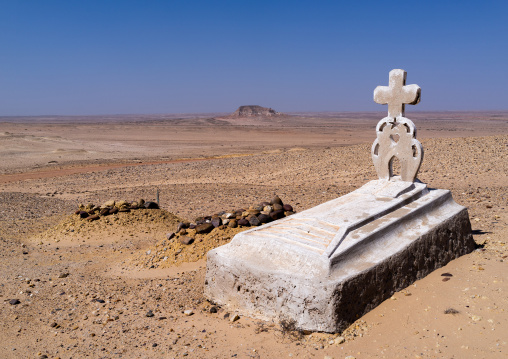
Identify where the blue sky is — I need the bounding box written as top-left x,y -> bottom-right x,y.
0,1 -> 507,115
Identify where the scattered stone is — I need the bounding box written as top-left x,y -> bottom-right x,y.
230,313 -> 240,322
272,203 -> 283,211
177,222 -> 190,232
228,219 -> 238,228
179,236 -> 194,245
283,204 -> 294,212
257,214 -> 271,224
196,223 -> 214,234
270,210 -> 284,220
144,201 -> 159,209
87,214 -> 100,221
211,217 -> 222,228
146,310 -> 154,317
209,306 -> 218,313
444,308 -> 459,315
103,200 -> 115,207
248,216 -> 261,226
441,272 -> 453,277
237,218 -> 250,227
270,195 -> 283,206
166,232 -> 175,240
8,299 -> 20,305
334,336 -> 345,344
184,309 -> 194,316
79,211 -> 89,219
58,273 -> 69,278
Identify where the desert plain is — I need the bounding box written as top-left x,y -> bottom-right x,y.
0,110 -> 507,358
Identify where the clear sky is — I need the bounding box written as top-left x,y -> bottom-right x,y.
1,0 -> 507,116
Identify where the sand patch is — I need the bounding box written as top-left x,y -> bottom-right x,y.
129,226 -> 248,269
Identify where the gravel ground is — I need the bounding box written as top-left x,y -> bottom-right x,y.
0,134 -> 506,358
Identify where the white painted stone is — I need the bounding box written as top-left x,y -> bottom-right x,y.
374,69 -> 420,119
204,178 -> 474,332
204,69 -> 475,332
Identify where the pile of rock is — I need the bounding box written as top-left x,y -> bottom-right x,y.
174,195 -> 295,238
133,195 -> 296,268
74,199 -> 159,221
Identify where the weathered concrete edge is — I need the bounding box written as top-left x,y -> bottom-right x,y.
204,208 -> 475,332
330,207 -> 475,332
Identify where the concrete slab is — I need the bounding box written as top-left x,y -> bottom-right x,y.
204,179 -> 475,332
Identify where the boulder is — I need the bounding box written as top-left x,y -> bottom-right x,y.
272,203 -> 283,211
177,222 -> 190,232
144,201 -> 159,209
237,218 -> 250,227
257,214 -> 271,224
270,196 -> 283,206
196,223 -> 214,234
270,210 -> 284,220
248,216 -> 261,226
211,217 -> 222,228
103,200 -> 115,207
179,236 -> 194,245
283,204 -> 293,212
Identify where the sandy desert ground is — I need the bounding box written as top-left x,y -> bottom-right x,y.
0,111 -> 507,358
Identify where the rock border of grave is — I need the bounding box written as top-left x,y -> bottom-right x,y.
73,199 -> 159,221
175,195 -> 295,234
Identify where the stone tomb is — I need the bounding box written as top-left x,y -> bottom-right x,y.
204,69 -> 476,332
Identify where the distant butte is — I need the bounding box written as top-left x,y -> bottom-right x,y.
226,105 -> 283,118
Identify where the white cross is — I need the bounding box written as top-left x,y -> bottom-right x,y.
374,69 -> 421,118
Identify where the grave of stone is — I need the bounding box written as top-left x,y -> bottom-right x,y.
204,69 -> 476,333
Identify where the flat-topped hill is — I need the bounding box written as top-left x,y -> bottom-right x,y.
227,105 -> 283,118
